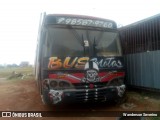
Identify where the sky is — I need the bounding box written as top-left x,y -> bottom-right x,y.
0,0 -> 159,65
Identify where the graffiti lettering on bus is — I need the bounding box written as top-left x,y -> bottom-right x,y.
48,57 -> 123,69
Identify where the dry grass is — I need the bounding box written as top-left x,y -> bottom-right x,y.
0,66 -> 34,78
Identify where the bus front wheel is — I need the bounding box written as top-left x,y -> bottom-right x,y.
41,89 -> 52,105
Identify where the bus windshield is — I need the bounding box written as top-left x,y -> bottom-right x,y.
43,26 -> 122,57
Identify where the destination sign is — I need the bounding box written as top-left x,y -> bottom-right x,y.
56,17 -> 114,28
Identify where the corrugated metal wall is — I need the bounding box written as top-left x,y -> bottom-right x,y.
119,14 -> 160,90
125,51 -> 160,89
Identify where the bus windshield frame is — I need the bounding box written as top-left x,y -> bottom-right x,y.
42,24 -> 122,58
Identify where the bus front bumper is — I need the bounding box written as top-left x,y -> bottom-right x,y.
48,85 -> 126,104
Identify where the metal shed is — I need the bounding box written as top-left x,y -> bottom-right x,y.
119,14 -> 160,90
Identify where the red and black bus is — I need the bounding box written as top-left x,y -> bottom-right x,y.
35,13 -> 126,105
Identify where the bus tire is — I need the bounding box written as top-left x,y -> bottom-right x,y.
42,89 -> 52,105
115,92 -> 128,105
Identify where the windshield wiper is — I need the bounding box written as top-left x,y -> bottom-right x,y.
68,26 -> 83,46
92,31 -> 104,56
68,26 -> 89,56
93,37 -> 97,57
82,34 -> 86,56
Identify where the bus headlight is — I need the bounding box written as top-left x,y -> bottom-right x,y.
59,81 -> 70,88
49,80 -> 72,89
107,78 -> 124,86
50,81 -> 58,88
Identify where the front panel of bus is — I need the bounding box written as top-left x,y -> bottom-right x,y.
37,15 -> 126,105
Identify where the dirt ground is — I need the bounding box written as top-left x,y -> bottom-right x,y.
0,78 -> 160,120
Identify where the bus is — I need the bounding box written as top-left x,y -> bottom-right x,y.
35,13 -> 126,105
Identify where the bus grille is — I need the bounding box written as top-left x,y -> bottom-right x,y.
73,82 -> 108,89
75,89 -> 108,102
71,82 -> 117,102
